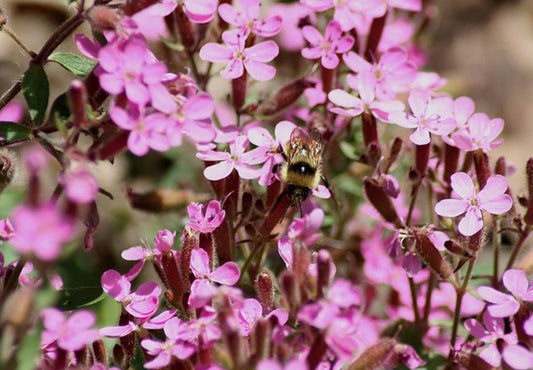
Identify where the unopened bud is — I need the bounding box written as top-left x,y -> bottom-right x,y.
443,143 -> 460,184
252,318 -> 271,362
162,251 -> 184,308
213,219 -> 232,263
256,271 -> 275,313
347,338 -> 396,370
473,149 -> 491,189
180,229 -> 199,293
384,137 -> 403,171
232,73 -> 248,111
69,80 -> 88,128
362,112 -> 381,165
320,65 -> 334,94
88,6 -> 120,32
363,177 -> 401,227
415,143 -> 430,178
113,344 -> 125,368
316,249 -> 331,299
92,340 -> 108,366
259,192 -> 290,237
494,156 -> 506,176
256,78 -> 315,115
414,231 -> 452,279
444,240 -> 472,259
0,149 -> 15,193
280,270 -> 300,315
468,230 -> 485,252
525,158 -> 533,225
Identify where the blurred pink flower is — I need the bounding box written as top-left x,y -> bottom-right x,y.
328,71 -> 404,122
378,18 -> 415,52
154,229 -> 176,252
0,218 -> 14,241
269,4 -> 315,51
219,0 -> 282,38
478,269 -> 533,318
236,298 -> 262,336
100,309 -> 176,338
141,317 -> 195,368
343,47 -> 416,100
197,135 -> 261,181
184,0 -> 218,23
0,101 -> 24,122
125,0 -> 177,40
10,203 -> 75,261
61,167 -> 98,204
451,113 -> 504,152
187,200 -> 226,233
389,89 -> 457,145
257,359 -> 308,370
200,32 -> 279,81
464,311 -> 517,367
179,306 -> 222,346
301,21 -> 354,69
435,173 -> 512,236
41,308 -> 99,352
188,248 -> 240,308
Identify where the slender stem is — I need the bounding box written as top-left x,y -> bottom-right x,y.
187,51 -> 201,84
423,272 -> 436,323
406,181 -> 422,226
408,276 -> 421,324
449,259 -> 474,357
2,27 -> 35,58
492,218 -> 500,287
506,230 -> 530,270
237,241 -> 264,285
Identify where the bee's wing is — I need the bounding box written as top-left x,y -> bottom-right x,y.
290,127 -> 309,142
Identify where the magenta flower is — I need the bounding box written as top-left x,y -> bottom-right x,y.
245,120 -> 296,186
141,318 -> 195,368
343,47 -> 417,100
435,172 -> 512,236
236,298 -> 263,336
218,0 -> 282,38
179,307 -> 222,346
100,309 -> 176,338
301,20 -> 354,69
126,0 -> 177,40
97,38 -> 175,113
464,311 -> 517,367
0,101 -> 23,122
154,229 -> 176,252
184,0 -> 218,23
389,89 -> 457,145
188,248 -> 240,308
61,167 -> 98,205
477,269 -> 533,318
187,200 -> 226,233
0,218 -> 14,241
10,203 -> 75,261
451,113 -> 504,152
197,135 -> 261,181
199,33 -> 279,81
258,359 -> 307,370
328,71 -> 404,122
110,105 -> 171,156
40,308 -> 99,352
502,345 -> 533,370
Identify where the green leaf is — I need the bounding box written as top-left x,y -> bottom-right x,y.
15,324 -> 41,370
49,92 -> 70,129
0,122 -> 32,141
58,286 -> 105,310
162,37 -> 185,52
22,65 -> 49,126
49,52 -> 96,78
340,141 -> 357,160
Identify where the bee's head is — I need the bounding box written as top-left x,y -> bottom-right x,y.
287,185 -> 310,208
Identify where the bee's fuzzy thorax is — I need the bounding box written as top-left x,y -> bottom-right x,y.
280,162 -> 321,190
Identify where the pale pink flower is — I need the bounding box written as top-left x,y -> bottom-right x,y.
184,0 -> 218,23
186,200 -> 226,233
451,113 -> 504,152
269,4 -> 315,51
61,167 -> 98,204
301,21 -> 354,69
218,0 -> 282,38
188,248 -> 240,308
200,32 -> 279,81
435,173 -> 512,236
477,269 -> 533,318
10,203 -> 75,261
154,229 -> 176,252
125,0 -> 177,40
304,78 -> 327,107
197,135 -> 261,181
378,18 -> 415,53
40,308 -> 99,352
257,359 -> 308,370
525,314 -> 533,336
464,311 -> 517,367
343,47 -> 417,100
502,345 -> 533,370
100,309 -> 176,338
236,298 -> 263,336
328,71 -> 404,122
389,89 -> 457,145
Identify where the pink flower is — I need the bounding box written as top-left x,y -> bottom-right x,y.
10,203 -> 75,261
218,0 -> 282,38
141,318 -> 195,368
236,298 -> 263,336
186,200 -> 226,233
258,359 -> 308,370
0,101 -> 24,122
179,307 -> 222,346
389,89 -> 457,145
61,167 -> 98,204
101,269 -> 162,319
100,310 -> 176,338
197,135 -> 261,181
110,105 -> 171,156
328,71 -> 404,122
464,311 -> 517,367
41,308 -> 99,352
269,4 -> 315,51
0,218 -> 14,241
97,38 -> 175,113
343,47 -> 417,100
154,229 -> 176,252
184,0 -> 218,23
451,113 -> 504,152
200,33 -> 279,81
477,269 -> 533,318
502,345 -> 533,370
188,248 -> 240,308
245,120 -> 296,186
301,21 -> 354,69
435,173 -> 513,236
127,0 -> 177,40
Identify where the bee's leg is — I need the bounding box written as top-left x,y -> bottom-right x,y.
321,175 -> 340,208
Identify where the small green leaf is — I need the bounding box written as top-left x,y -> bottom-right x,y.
0,122 -> 32,141
22,64 -> 49,126
162,37 -> 185,52
58,286 -> 105,310
340,141 -> 357,160
49,52 -> 96,78
49,92 -> 70,129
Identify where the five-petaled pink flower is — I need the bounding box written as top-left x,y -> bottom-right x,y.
187,200 -> 226,233
328,71 -> 404,122
218,0 -> 283,39
477,269 -> 533,318
184,0 -> 218,23
199,32 -> 279,81
188,248 -> 240,308
389,89 -> 457,145
197,135 -> 261,181
435,172 -> 512,236
451,113 -> 504,153
61,167 -> 99,205
41,308 -> 99,352
301,20 -> 354,69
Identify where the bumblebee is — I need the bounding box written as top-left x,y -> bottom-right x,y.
279,128 -> 332,211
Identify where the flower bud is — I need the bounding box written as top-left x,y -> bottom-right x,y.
444,240 -> 473,259
88,6 -> 120,32
321,65 -> 334,94
92,340 -> 108,366
256,270 -> 275,313
232,73 -> 248,111
415,143 -> 430,178
280,270 -> 300,315
0,149 -> 15,194
316,249 -> 331,299
113,344 -> 125,368
180,229 -> 199,293
90,130 -> 129,161
256,78 -> 315,116
525,158 -> 533,225
69,80 -> 88,128
362,112 -> 381,165
384,137 -> 402,172
379,174 -> 400,199
364,12 -> 387,61
468,230 -> 485,252
154,229 -> 176,253
414,231 -> 452,279
251,318 -> 271,363
473,149 -> 490,189
347,338 -> 396,370
162,251 -> 185,309
443,143 -> 460,184
363,177 -> 401,227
